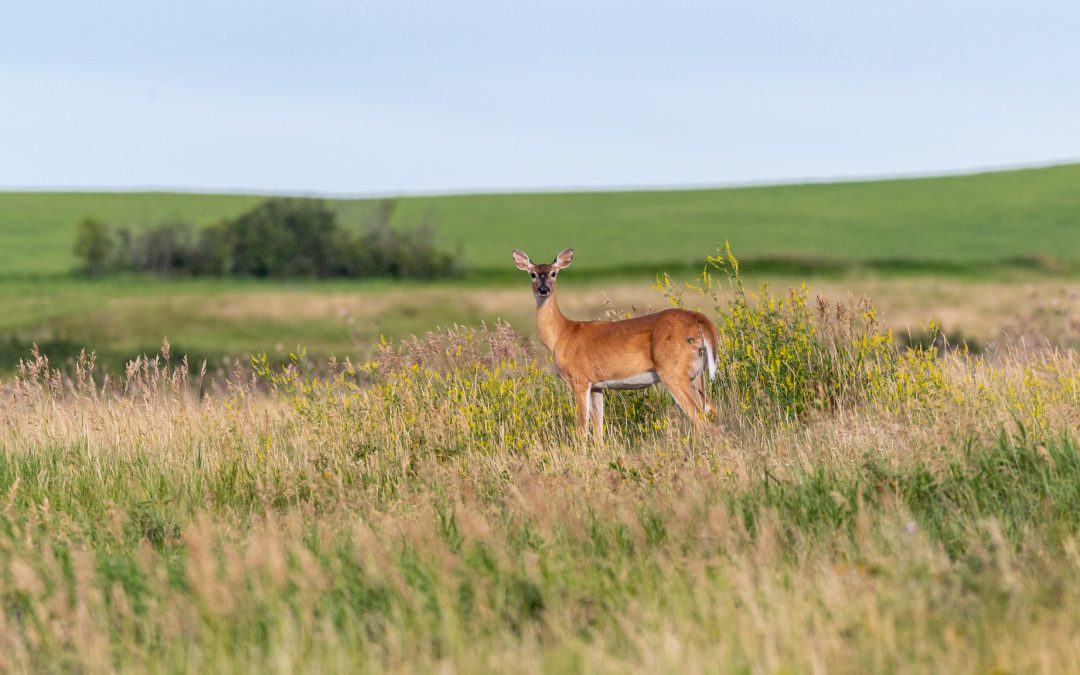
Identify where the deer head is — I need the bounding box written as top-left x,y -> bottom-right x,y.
512,248 -> 574,306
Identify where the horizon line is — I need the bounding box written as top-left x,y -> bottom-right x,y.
2,157 -> 1077,201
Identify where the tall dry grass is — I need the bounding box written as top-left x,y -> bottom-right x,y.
1,260 -> 1080,673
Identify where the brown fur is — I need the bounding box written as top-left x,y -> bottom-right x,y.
513,248 -> 719,439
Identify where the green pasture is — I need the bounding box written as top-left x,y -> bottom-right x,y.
2,162 -> 1079,276
407,162 -> 1080,274
0,276 -> 501,374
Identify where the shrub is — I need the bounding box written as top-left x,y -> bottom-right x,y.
129,220 -> 200,275
226,199 -> 341,278
72,198 -> 463,280
658,243 -> 944,422
354,218 -> 458,279
72,217 -> 114,276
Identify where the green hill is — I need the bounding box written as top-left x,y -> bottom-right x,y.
2,163 -> 1079,276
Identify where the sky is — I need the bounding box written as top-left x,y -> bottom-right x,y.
2,0 -> 1079,195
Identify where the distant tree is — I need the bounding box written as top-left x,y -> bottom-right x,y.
191,222 -> 233,276
73,218 -> 114,277
132,220 -> 198,275
71,198 -> 463,280
226,199 -> 339,278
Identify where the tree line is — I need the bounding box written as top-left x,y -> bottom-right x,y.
73,198 -> 462,279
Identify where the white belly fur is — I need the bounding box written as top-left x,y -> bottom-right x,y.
592,370 -> 660,391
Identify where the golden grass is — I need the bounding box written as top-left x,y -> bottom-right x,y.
2,274 -> 1080,672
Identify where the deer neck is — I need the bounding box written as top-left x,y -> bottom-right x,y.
536,291 -> 571,353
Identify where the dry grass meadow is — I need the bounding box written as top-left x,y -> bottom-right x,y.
2,252 -> 1080,673
7,269 -> 1075,377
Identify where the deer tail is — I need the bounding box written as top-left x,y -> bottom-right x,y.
698,319 -> 719,380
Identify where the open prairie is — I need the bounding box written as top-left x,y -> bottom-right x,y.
3,271 -> 1080,672
1,270 -> 1077,376
1,166 -> 1080,672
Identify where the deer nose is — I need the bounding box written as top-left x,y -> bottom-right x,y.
537,285 -> 550,295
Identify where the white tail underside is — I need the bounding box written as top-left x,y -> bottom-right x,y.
702,328 -> 718,379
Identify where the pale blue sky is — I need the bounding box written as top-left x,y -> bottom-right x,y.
2,1 -> 1078,194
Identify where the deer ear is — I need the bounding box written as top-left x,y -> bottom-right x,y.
552,248 -> 574,269
512,250 -> 533,271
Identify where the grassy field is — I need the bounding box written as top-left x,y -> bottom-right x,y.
1,267 -> 1079,672
3,162 -> 1080,276
1,169 -> 1079,671
2,271 -> 1078,376
1,162 -> 1078,374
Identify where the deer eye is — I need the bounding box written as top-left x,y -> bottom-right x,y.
530,272 -> 537,279
551,271 -> 557,277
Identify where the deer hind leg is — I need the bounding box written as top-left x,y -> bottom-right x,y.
652,319 -> 715,428
655,340 -> 708,427
692,373 -> 714,419
589,389 -> 605,440
657,368 -> 707,427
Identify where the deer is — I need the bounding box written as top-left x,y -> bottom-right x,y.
512,248 -> 719,440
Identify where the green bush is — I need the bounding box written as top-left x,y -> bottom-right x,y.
658,243 -> 936,422
72,217 -> 114,277
226,199 -> 341,277
72,198 -> 462,280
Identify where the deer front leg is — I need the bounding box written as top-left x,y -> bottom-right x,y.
570,380 -> 592,439
589,389 -> 605,440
